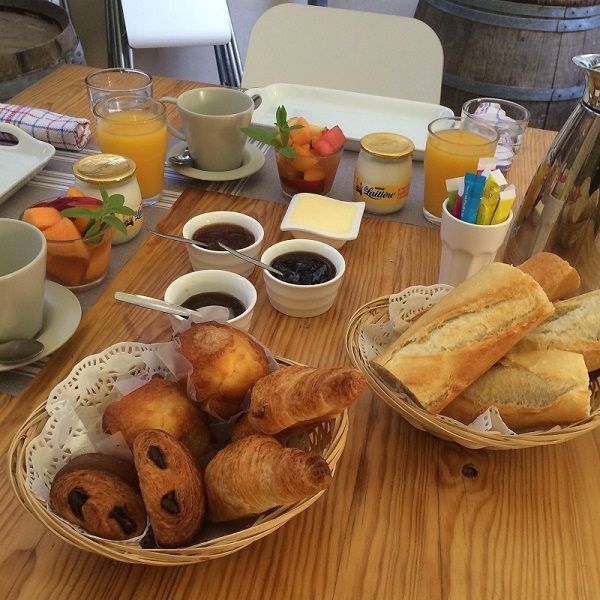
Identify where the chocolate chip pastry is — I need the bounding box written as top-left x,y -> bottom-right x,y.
132,429 -> 205,548
49,453 -> 147,540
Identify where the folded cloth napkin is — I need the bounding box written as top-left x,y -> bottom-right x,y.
0,103 -> 91,151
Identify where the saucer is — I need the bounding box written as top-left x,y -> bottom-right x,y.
0,281 -> 81,372
167,142 -> 265,181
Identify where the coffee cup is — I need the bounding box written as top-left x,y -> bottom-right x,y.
160,87 -> 253,172
0,219 -> 47,342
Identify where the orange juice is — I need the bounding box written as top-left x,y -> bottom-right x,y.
423,128 -> 497,222
97,108 -> 168,198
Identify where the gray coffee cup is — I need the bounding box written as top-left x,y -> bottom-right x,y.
161,87 -> 253,172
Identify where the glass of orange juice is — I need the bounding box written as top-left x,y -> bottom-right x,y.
94,95 -> 168,200
423,116 -> 498,225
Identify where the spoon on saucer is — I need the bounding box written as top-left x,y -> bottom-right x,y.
168,147 -> 194,167
0,338 -> 44,365
146,229 -> 284,277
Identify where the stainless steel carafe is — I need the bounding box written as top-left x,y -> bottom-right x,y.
502,54 -> 600,293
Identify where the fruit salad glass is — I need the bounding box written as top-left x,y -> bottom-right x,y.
275,146 -> 343,198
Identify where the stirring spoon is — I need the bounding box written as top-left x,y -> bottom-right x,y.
114,292 -> 226,319
0,338 -> 44,364
146,229 -> 284,277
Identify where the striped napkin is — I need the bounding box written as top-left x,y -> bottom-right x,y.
0,103 -> 91,150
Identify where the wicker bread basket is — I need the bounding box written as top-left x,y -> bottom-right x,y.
8,343 -> 348,566
345,290 -> 600,450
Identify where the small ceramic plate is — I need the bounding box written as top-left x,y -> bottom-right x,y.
0,123 -> 56,205
280,193 -> 365,249
0,281 -> 81,372
167,141 -> 265,181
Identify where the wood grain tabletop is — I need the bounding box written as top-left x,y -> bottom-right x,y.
1,65 -> 597,600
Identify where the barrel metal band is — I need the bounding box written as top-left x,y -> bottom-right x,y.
443,73 -> 584,102
421,0 -> 600,32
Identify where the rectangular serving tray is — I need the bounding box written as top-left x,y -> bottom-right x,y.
245,83 -> 454,160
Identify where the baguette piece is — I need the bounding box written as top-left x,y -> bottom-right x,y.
372,262 -> 554,414
513,290 -> 600,371
517,252 -> 580,301
442,350 -> 591,430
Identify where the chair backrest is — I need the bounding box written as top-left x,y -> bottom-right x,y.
242,4 -> 444,104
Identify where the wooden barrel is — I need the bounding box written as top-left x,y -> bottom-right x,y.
414,0 -> 600,130
0,0 -> 85,101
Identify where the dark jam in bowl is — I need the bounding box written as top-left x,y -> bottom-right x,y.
181,292 -> 246,319
192,223 -> 255,251
271,252 -> 336,285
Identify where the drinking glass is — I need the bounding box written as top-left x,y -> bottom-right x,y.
85,68 -> 153,110
423,116 -> 498,225
94,95 -> 168,200
462,97 -> 530,174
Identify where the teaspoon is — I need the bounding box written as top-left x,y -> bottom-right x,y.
0,338 -> 45,365
146,229 -> 284,277
114,292 -> 228,320
168,147 -> 194,167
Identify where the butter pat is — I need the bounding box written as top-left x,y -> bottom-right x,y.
280,193 -> 365,249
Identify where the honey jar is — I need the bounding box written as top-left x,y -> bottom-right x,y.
353,133 -> 414,214
73,153 -> 143,244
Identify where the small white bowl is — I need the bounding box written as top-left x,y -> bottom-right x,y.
280,193 -> 365,249
182,211 -> 264,277
260,238 -> 346,318
164,269 -> 257,331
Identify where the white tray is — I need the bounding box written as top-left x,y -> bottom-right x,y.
0,123 -> 56,205
246,83 -> 454,160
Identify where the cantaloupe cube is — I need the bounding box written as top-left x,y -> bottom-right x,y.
22,206 -> 62,230
44,217 -> 90,260
72,207 -> 99,235
65,186 -> 87,197
83,232 -> 112,283
308,123 -> 325,144
291,143 -> 318,172
304,167 -> 326,182
288,117 -> 311,146
47,255 -> 88,287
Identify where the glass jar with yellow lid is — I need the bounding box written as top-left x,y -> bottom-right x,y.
72,153 -> 143,244
353,132 -> 414,214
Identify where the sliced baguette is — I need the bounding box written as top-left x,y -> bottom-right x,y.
517,252 -> 580,301
371,262 -> 554,414
442,350 -> 591,430
513,289 -> 600,371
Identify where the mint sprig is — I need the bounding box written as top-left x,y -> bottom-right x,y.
60,187 -> 136,238
241,105 -> 302,158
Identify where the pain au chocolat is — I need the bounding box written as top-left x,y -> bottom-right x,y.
49,453 -> 147,540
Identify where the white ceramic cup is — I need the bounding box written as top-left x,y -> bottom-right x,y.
160,87 -> 253,172
260,238 -> 346,318
438,198 -> 513,287
0,218 -> 47,342
164,269 -> 257,332
182,211 -> 264,278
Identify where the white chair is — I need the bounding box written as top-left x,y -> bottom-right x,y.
242,4 -> 443,104
105,0 -> 242,88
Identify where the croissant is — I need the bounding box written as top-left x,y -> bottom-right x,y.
133,429 -> 205,547
247,365 -> 366,434
176,321 -> 269,419
204,434 -> 332,522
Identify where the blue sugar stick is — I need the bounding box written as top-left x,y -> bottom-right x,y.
460,173 -> 487,223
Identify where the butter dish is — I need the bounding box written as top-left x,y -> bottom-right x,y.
280,193 -> 365,249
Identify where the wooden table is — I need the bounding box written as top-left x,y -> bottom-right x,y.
2,66 -> 597,600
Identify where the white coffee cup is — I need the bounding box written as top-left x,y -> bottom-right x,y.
0,219 -> 47,342
438,199 -> 513,287
160,87 -> 253,172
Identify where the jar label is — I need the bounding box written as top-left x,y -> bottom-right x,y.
353,176 -> 410,207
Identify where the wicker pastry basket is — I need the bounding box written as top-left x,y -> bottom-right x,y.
345,291 -> 600,450
8,344 -> 348,566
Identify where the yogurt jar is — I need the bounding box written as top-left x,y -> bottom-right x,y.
353,132 -> 414,214
72,153 -> 143,244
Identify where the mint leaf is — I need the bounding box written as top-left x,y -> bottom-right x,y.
241,104 -> 298,157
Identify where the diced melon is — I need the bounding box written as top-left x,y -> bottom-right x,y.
313,125 -> 346,156
72,206 -> 99,234
65,186 -> 88,197
47,254 -> 88,287
288,117 -> 311,146
43,217 -> 90,260
22,206 -> 62,231
304,167 -> 326,182
308,123 -> 325,144
83,233 -> 112,282
291,144 -> 318,172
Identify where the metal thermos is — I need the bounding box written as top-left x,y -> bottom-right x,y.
502,54 -> 600,293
